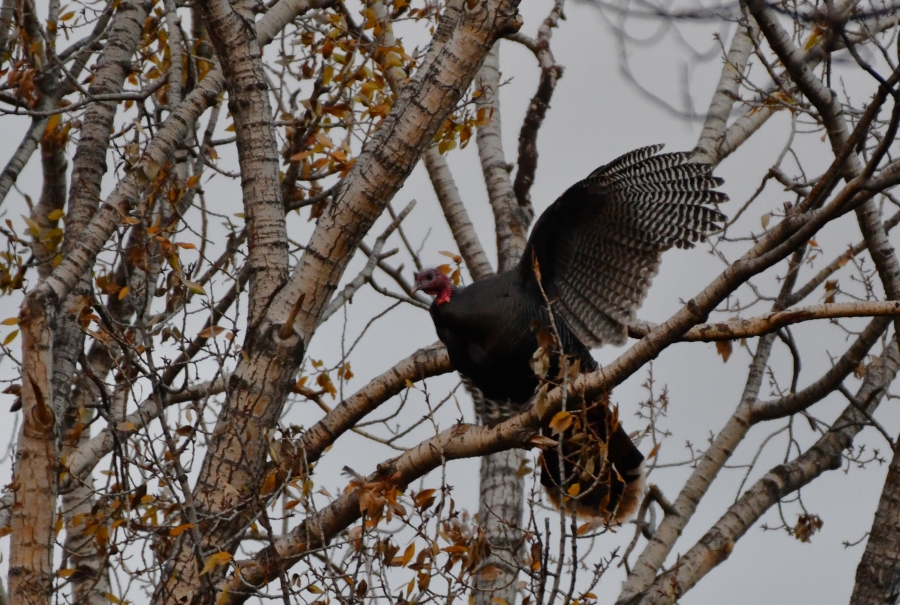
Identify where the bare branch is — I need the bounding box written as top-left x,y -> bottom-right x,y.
628,301 -> 900,342
422,147 -> 495,281
476,44 -> 532,272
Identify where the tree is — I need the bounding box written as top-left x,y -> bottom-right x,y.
2,0 -> 900,602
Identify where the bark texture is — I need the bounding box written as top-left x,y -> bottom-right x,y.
852,442 -> 900,605
476,45 -> 531,273
151,0 -> 522,600
474,449 -> 525,605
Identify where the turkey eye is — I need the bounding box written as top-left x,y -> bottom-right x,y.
426,272 -> 434,279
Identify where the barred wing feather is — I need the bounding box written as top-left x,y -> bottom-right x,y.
520,145 -> 727,348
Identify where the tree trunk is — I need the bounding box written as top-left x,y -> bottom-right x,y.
851,441 -> 900,605
474,450 -> 525,605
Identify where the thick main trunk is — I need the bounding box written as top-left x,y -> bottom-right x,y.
150,0 -> 289,600
851,444 -> 900,605
474,450 -> 525,605
152,0 -> 521,602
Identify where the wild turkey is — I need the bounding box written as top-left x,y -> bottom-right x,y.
414,145 -> 727,522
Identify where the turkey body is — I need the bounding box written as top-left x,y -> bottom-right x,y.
420,145 -> 727,522
430,268 -> 593,408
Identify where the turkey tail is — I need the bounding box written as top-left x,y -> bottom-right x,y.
540,398 -> 646,524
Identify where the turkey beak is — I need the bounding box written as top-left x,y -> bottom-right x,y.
411,272 -> 422,293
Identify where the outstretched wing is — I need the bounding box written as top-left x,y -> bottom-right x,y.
520,145 -> 727,347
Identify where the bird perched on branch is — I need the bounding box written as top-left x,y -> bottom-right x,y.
414,145 -> 727,523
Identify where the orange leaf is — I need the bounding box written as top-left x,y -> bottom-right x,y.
169,523 -> 195,537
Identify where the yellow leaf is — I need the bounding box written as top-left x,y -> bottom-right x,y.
186,174 -> 201,189
647,443 -> 661,460
401,542 -> 415,567
200,551 -> 233,575
177,241 -> 196,250
548,411 -> 573,435
117,286 -> 129,300
117,421 -> 138,433
59,11 -> 75,20
3,330 -> 19,346
58,568 -> 78,577
567,483 -> 580,496
1,317 -> 18,326
760,213 -> 770,229
307,584 -> 323,594
105,593 -> 122,604
21,215 -> 40,237
183,280 -> 206,296
47,209 -> 63,221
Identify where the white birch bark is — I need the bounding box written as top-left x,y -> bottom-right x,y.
423,147 -> 495,281
151,0 -> 522,600
476,45 -> 532,273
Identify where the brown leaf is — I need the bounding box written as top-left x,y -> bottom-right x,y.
414,489 -> 437,510
528,435 -> 558,449
198,325 -> 225,339
794,514 -> 824,543
715,340 -> 733,363
260,472 -> 277,496
479,564 -> 503,582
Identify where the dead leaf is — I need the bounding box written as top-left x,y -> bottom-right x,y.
169,523 -> 195,537
716,340 -> 732,363
479,564 -> 502,582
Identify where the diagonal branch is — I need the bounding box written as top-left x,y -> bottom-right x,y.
423,147 -> 495,281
